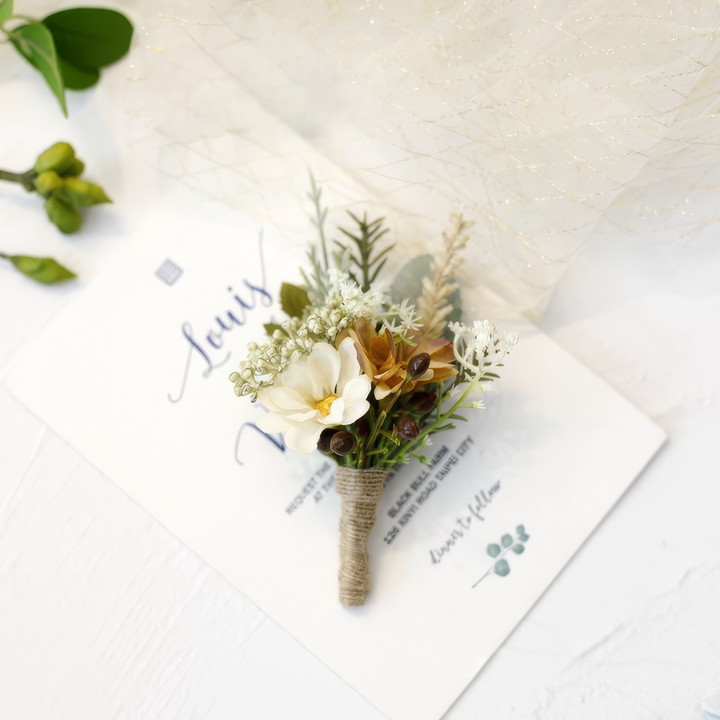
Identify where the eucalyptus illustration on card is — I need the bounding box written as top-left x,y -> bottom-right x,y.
473,525 -> 530,587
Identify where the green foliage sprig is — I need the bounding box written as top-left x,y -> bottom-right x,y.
299,173 -> 332,301
0,2 -> 133,116
336,211 -> 394,292
0,141 -> 112,284
1,141 -> 111,233
301,172 -> 394,298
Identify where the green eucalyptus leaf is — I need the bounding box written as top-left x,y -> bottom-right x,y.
11,22 -> 67,116
43,8 -> 133,70
0,0 -> 13,26
511,543 -> 525,554
494,559 -> 510,577
518,532 -> 530,542
280,282 -> 310,319
516,525 -> 525,533
389,254 -> 462,341
264,323 -> 284,337
389,253 -> 431,306
58,56 -> 99,90
501,533 -> 513,548
9,255 -> 76,284
487,543 -> 501,558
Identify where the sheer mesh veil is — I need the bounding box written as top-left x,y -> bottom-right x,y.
122,0 -> 720,316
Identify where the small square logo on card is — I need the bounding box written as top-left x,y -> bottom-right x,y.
156,259 -> 183,286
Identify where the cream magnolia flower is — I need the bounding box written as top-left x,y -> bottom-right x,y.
256,338 -> 372,453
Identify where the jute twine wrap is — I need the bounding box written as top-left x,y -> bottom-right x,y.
335,466 -> 387,606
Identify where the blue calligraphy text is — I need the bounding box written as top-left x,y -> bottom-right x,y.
235,422 -> 286,466
168,230 -> 271,403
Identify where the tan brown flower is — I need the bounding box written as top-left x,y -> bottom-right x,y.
336,317 -> 457,400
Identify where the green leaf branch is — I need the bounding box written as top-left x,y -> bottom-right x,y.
0,4 -> 133,116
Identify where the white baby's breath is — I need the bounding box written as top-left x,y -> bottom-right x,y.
231,271 -> 385,400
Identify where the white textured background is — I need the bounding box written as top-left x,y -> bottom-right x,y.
1,1 -> 720,718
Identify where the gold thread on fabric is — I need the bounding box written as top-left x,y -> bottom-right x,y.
335,466 -> 387,606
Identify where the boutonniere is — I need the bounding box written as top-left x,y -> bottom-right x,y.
231,176 -> 517,605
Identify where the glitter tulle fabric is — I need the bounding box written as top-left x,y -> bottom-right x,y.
122,0 -> 720,316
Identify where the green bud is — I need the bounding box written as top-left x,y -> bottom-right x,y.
34,142 -> 76,175
33,171 -> 63,197
61,157 -> 85,177
58,177 -> 112,206
45,195 -> 82,234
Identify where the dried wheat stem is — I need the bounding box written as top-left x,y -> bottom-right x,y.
417,213 -> 473,339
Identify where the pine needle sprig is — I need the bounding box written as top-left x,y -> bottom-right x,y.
335,211 -> 394,292
417,213 -> 473,339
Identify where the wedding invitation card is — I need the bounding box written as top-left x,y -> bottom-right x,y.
5,193 -> 665,720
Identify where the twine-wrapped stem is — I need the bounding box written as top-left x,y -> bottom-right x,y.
335,466 -> 387,606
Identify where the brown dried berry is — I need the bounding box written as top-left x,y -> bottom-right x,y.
406,391 -> 437,413
317,428 -> 337,453
397,416 -> 419,440
356,418 -> 371,437
330,430 -> 357,456
407,352 -> 431,379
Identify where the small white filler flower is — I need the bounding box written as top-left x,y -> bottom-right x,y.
256,338 -> 372,453
448,320 -> 518,377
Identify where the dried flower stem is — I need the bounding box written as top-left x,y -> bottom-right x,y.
417,214 -> 473,339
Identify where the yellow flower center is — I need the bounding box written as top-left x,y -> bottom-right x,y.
314,392 -> 339,418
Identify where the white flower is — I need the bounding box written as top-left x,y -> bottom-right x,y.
256,338 -> 372,453
449,320 -> 518,377
379,299 -> 423,338
396,299 -> 423,333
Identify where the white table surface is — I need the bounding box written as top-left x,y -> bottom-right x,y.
2,29 -> 720,720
